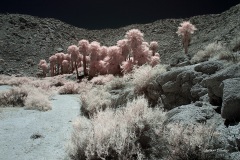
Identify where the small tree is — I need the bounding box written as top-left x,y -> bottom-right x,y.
68,45 -> 80,78
78,40 -> 90,77
176,21 -> 197,54
49,55 -> 57,76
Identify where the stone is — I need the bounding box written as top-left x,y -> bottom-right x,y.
221,78 -> 240,121
194,61 -> 224,75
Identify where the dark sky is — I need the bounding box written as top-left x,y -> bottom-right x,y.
0,0 -> 239,29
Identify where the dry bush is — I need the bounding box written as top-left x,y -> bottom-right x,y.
90,74 -> 115,85
0,75 -> 34,86
0,85 -> 52,111
80,86 -> 112,117
24,85 -> 52,111
0,86 -> 28,107
25,92 -> 51,111
58,82 -> 80,94
104,74 -> 131,91
132,64 -> 166,94
164,123 -> 225,160
191,42 -> 230,64
68,96 -> 166,160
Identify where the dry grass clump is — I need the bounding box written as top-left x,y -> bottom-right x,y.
90,74 -> 115,85
0,75 -> 34,86
80,86 -> 112,117
0,86 -> 28,107
68,96 -> 166,160
104,74 -> 131,91
132,64 -> 166,94
164,123 -> 225,160
58,82 -> 80,94
191,42 -> 231,64
0,84 -> 52,111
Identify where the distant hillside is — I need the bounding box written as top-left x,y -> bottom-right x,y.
0,3 -> 239,76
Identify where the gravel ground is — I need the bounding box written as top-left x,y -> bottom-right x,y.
0,91 -> 80,160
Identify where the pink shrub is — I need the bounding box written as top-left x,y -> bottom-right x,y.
125,29 -> 144,50
78,39 -> 90,76
134,45 -> 151,66
117,39 -> 130,60
38,59 -> 47,68
149,41 -> 159,56
176,21 -> 197,54
150,56 -> 160,67
55,52 -> 64,75
62,60 -> 69,74
88,41 -> 101,77
49,55 -> 57,76
68,45 -> 80,78
99,46 -> 108,60
121,58 -> 134,74
104,46 -> 123,75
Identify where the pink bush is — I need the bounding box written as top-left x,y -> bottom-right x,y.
104,46 -> 123,75
121,58 -> 134,74
68,45 -> 80,78
40,63 -> 48,77
62,60 -> 69,74
49,55 -> 57,76
149,41 -> 159,56
134,45 -> 151,66
78,39 -> 90,76
125,29 -> 144,50
117,39 -> 130,60
99,46 -> 108,60
38,59 -> 47,68
176,21 -> 197,54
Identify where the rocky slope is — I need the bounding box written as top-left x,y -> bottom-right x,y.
0,3 -> 239,76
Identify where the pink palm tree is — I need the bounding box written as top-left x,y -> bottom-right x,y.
176,21 -> 197,54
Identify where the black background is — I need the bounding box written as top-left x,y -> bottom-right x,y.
1,0 -> 239,29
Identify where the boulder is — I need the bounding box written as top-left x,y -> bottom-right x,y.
221,78 -> 240,121
194,61 -> 224,75
155,66 -> 205,110
163,102 -> 218,126
203,64 -> 240,106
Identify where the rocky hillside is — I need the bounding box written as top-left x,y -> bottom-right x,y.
0,3 -> 239,76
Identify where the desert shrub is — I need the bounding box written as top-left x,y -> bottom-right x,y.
164,123 -> 226,160
132,64 -> 166,94
68,96 -> 166,160
90,74 -> 115,85
0,86 -> 28,107
191,42 -> 230,63
104,74 -> 132,91
58,81 -> 80,94
80,86 -> 112,117
24,91 -> 51,111
0,85 -> 52,111
0,75 -> 33,86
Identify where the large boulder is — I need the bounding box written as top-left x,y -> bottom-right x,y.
221,78 -> 240,121
194,61 -> 224,75
203,64 -> 240,106
163,102 -> 219,126
155,66 -> 206,110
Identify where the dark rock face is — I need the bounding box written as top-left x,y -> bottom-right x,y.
204,64 -> 240,106
163,103 -> 217,126
221,78 -> 240,121
155,66 -> 207,110
194,61 -> 224,75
